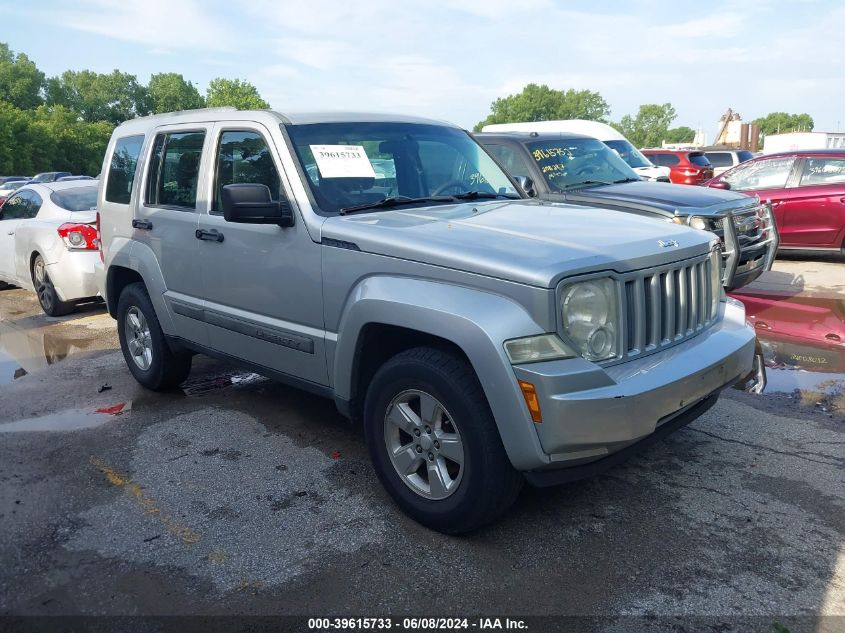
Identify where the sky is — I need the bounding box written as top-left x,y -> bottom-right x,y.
2,0 -> 844,136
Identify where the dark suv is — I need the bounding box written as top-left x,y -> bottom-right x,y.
476,131 -> 779,291
642,150 -> 714,185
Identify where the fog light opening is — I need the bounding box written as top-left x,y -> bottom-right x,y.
518,380 -> 542,423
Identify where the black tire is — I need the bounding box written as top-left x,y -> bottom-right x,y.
363,347 -> 523,534
32,254 -> 74,317
116,282 -> 192,390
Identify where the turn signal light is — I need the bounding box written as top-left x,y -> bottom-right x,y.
518,380 -> 542,423
57,222 -> 99,250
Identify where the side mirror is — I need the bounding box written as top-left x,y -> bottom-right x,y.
221,183 -> 294,227
514,175 -> 537,198
709,180 -> 731,190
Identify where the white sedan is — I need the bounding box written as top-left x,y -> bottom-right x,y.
0,181 -> 101,316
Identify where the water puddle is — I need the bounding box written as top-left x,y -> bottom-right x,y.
0,401 -> 131,433
729,291 -> 845,401
0,319 -> 94,385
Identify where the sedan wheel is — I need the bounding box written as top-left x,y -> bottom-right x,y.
32,255 -> 73,316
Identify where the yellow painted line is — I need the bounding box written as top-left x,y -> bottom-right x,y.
89,456 -> 201,545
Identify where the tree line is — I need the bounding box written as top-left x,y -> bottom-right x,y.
473,83 -> 815,148
0,42 -> 270,176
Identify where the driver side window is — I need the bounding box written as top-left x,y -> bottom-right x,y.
724,157 -> 795,191
417,140 -> 492,195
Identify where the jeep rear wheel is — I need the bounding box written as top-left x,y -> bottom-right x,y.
364,347 -> 523,534
117,282 -> 192,390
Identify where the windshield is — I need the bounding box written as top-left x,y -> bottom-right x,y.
603,139 -> 653,169
526,138 -> 640,192
50,186 -> 98,211
285,122 -> 519,215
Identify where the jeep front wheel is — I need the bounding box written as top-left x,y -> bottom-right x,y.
363,347 -> 523,534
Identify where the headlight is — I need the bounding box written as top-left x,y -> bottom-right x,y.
504,334 -> 575,364
560,278 -> 619,361
689,216 -> 708,231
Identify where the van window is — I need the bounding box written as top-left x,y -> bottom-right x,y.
146,131 -> 205,210
212,130 -> 282,215
105,135 -> 144,204
705,152 -> 732,168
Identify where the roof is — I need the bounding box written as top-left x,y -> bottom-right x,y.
115,108 -> 459,131
761,148 -> 845,158
480,119 -> 625,140
27,180 -> 99,194
475,131 -> 596,142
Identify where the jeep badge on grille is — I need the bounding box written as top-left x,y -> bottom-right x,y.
658,240 -> 679,248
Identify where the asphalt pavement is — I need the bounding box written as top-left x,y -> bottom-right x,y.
0,261 -> 843,631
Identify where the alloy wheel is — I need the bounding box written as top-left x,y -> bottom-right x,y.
383,389 -> 464,500
125,306 -> 153,371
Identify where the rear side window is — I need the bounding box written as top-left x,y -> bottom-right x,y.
1,189 -> 39,219
649,153 -> 679,167
706,152 -> 732,167
106,135 -> 145,204
50,186 -> 99,211
212,130 -> 282,215
688,153 -> 711,167
146,131 -> 206,209
800,157 -> 845,186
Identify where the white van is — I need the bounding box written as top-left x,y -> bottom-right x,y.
481,120 -> 670,182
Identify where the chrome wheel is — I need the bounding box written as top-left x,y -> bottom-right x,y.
125,306 -> 153,371
33,257 -> 53,312
384,389 -> 464,500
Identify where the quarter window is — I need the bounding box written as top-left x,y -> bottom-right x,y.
213,130 -> 282,214
723,157 -> 796,191
146,131 -> 206,209
485,144 -> 533,179
105,135 -> 145,204
800,157 -> 845,186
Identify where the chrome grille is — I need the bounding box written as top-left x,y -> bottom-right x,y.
621,255 -> 718,358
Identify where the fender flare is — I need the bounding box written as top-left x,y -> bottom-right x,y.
332,276 -> 551,470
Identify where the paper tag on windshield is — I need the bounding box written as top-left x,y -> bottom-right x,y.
310,145 -> 376,178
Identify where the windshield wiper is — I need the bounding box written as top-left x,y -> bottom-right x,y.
339,195 -> 456,215
451,191 -> 521,200
562,180 -> 614,189
612,177 -> 641,184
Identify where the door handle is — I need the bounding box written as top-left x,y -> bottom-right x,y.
6,231 -> 13,236
132,219 -> 153,230
195,228 -> 224,243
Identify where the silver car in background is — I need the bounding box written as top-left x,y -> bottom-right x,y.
0,181 -> 101,315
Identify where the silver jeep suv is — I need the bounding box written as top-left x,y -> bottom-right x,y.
96,109 -> 757,533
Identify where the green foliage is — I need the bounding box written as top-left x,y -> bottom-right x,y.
45,69 -> 152,125
0,43 -> 45,109
616,103 -> 678,148
206,78 -> 269,110
0,102 -> 112,176
753,112 -> 814,136
665,126 -> 696,144
148,72 -> 205,113
474,83 -> 610,132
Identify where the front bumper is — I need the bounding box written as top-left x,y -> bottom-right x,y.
46,250 -> 101,302
511,301 -> 756,471
722,202 -> 779,291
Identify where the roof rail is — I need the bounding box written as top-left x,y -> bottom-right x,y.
118,106 -> 240,125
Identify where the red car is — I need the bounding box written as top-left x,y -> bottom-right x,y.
707,149 -> 845,253
641,149 -> 715,185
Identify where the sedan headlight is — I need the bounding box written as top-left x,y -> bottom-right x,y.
560,278 -> 619,361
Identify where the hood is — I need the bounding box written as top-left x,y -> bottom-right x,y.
321,200 -> 713,288
561,180 -> 758,217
